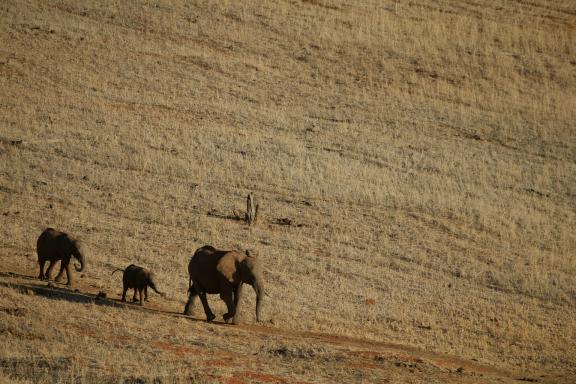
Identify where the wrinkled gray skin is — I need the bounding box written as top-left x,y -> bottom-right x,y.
112,264 -> 163,306
37,228 -> 86,286
184,245 -> 265,324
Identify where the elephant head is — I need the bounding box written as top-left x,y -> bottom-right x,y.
146,271 -> 164,296
70,239 -> 85,272
238,255 -> 264,322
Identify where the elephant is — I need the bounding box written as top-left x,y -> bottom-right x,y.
183,245 -> 264,324
112,264 -> 164,306
36,228 -> 86,286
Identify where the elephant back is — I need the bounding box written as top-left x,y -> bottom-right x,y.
124,264 -> 145,277
189,245 -> 235,285
189,246 -> 218,273
37,228 -> 70,259
123,264 -> 150,287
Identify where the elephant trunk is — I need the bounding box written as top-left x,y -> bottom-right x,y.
253,278 -> 264,322
149,282 -> 164,297
74,251 -> 85,272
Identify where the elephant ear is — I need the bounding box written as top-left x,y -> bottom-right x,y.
57,234 -> 73,251
217,251 -> 246,283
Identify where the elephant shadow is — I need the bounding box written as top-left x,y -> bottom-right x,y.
0,278 -> 117,306
0,271 -> 221,323
0,271 -> 38,281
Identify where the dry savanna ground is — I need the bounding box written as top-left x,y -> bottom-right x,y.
1,0 -> 575,382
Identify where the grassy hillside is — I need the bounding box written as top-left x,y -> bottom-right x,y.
1,0 -> 575,382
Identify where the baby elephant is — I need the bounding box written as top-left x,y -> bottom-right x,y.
112,264 -> 164,306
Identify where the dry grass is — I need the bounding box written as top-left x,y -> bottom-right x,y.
1,0 -> 575,382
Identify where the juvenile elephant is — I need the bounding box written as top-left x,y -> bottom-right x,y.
36,228 -> 86,286
112,264 -> 164,306
183,245 -> 265,324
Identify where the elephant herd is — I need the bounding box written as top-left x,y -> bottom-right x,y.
35,227 -> 265,324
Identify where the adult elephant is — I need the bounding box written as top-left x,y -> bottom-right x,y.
36,228 -> 86,286
184,245 -> 264,324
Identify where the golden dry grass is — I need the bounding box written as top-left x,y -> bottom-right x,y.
1,0 -> 575,382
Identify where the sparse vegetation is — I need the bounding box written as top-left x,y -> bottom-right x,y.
1,0 -> 575,382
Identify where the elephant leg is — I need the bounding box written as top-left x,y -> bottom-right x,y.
221,287 -> 236,323
144,286 -> 149,301
54,261 -> 66,282
197,292 -> 215,322
45,260 -> 57,280
138,288 -> 144,306
184,287 -> 198,316
64,263 -> 73,286
132,288 -> 138,302
121,285 -> 128,302
233,284 -> 243,308
38,260 -> 46,280
232,284 -> 243,324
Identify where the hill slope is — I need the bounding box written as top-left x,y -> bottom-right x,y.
1,0 -> 575,382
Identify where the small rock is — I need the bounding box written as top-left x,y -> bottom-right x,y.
456,367 -> 464,373
365,298 -> 376,305
96,291 -> 107,299
276,218 -> 293,226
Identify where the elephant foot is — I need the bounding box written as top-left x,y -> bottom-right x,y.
206,313 -> 216,322
223,313 -> 234,323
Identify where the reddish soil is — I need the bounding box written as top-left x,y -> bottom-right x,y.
151,340 -> 204,357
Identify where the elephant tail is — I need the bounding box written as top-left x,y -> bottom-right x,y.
111,268 -> 124,275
